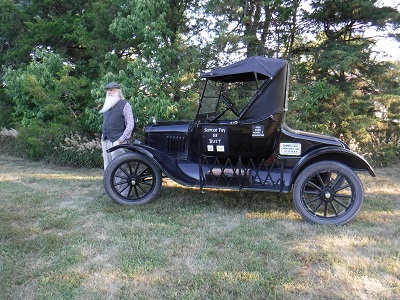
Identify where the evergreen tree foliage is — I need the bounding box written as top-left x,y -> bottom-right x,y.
287,0 -> 400,144
3,49 -> 90,128
0,0 -> 399,166
204,0 -> 302,61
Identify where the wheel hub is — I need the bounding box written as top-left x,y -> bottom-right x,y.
321,188 -> 334,202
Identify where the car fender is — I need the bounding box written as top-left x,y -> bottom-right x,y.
107,143 -> 197,185
107,143 -> 162,169
288,147 -> 376,187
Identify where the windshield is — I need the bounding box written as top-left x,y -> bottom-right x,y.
197,80 -> 221,115
196,79 -> 266,122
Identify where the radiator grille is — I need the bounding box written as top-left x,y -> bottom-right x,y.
166,135 -> 187,158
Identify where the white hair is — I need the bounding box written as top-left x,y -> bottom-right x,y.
99,88 -> 124,113
117,89 -> 125,100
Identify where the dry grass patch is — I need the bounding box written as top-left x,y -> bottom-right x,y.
0,154 -> 399,299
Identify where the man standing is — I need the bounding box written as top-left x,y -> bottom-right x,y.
100,82 -> 134,170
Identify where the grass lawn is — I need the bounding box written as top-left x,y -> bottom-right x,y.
0,154 -> 399,299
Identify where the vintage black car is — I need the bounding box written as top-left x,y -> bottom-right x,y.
104,56 -> 375,225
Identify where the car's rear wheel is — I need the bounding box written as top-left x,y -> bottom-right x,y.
293,161 -> 364,225
104,152 -> 162,205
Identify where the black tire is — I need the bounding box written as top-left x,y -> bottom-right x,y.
293,161 -> 364,225
103,152 -> 162,205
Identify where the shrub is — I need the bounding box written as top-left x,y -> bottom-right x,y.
11,123 -> 64,161
0,128 -> 19,156
0,127 -> 102,168
49,133 -> 102,168
360,131 -> 400,167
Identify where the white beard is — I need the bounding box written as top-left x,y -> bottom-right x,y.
99,93 -> 120,113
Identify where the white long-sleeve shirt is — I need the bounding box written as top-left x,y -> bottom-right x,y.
119,102 -> 134,143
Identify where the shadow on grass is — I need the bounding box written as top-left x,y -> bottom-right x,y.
169,184 -> 291,209
100,180 -> 294,219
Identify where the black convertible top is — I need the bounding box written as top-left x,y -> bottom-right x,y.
200,56 -> 287,82
200,56 -> 290,121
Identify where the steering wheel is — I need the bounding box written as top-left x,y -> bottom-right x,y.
221,94 -> 240,117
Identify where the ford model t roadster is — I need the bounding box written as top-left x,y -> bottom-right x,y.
104,56 -> 375,225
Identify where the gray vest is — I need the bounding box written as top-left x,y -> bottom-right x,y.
102,100 -> 127,142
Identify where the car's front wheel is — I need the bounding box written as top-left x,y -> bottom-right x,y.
293,161 -> 364,225
104,152 -> 162,205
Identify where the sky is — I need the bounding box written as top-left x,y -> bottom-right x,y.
299,0 -> 400,61
304,0 -> 400,61
373,0 -> 400,60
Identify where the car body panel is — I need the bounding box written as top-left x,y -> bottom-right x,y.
108,56 -> 374,194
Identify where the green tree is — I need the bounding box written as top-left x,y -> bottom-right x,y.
0,0 -> 29,68
4,49 -> 90,128
1,0 -> 399,166
70,0 -> 129,79
0,0 -> 128,131
0,0 -> 126,79
3,49 -> 92,160
287,0 -> 400,144
1,0 -> 86,66
86,0 -> 202,132
204,0 -> 302,60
